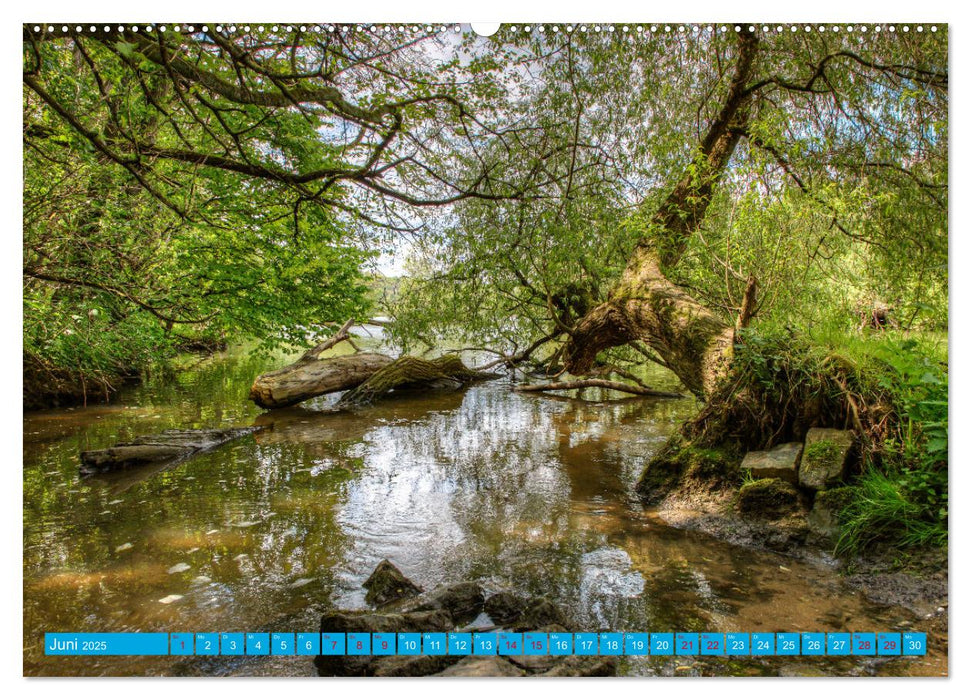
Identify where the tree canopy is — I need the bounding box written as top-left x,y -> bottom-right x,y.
23,24 -> 947,403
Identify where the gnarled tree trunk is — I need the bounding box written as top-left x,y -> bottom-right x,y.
564,30 -> 759,400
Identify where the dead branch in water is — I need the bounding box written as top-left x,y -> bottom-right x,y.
299,318 -> 357,362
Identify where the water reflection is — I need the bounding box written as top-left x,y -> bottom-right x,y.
22,349 -> 945,676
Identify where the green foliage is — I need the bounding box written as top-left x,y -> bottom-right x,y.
23,291 -> 171,407
836,468 -> 947,555
735,320 -> 947,554
388,28 -> 946,367
24,31 -> 398,403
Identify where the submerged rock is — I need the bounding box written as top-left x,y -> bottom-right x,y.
315,559 -> 614,677
799,428 -> 854,490
737,478 -> 800,519
363,559 -> 422,606
484,591 -> 529,625
740,443 -> 802,484
79,427 -> 262,474
513,597 -> 569,631
405,581 -> 485,625
320,608 -> 454,636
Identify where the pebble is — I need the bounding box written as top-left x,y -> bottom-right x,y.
167,563 -> 191,574
192,575 -> 212,585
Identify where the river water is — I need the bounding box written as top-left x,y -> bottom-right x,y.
22,343 -> 946,676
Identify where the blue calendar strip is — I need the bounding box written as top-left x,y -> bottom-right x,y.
44,633 -> 169,655
44,631 -> 928,657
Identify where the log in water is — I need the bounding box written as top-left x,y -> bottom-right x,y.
249,353 -> 395,409
79,427 -> 262,475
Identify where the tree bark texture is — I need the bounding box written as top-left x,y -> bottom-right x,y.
250,353 -> 395,409
564,31 -> 760,400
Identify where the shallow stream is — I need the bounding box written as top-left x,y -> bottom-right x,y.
23,344 -> 946,676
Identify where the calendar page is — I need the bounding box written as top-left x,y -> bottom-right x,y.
18,5 -> 950,687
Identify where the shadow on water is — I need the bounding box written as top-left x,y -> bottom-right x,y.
22,347 -> 946,676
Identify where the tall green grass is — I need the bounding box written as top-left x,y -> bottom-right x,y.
738,317 -> 948,556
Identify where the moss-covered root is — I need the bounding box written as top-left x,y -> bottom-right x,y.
338,355 -> 499,406
636,437 -> 741,504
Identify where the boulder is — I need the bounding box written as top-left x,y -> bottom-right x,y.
79,427 -> 262,474
363,559 -> 422,606
507,653 -> 559,673
319,608 -> 452,635
740,443 -> 802,484
799,428 -> 854,490
737,478 -> 800,519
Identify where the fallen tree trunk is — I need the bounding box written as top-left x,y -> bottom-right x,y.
80,427 -> 262,475
513,379 -> 683,398
250,352 -> 394,409
338,355 -> 499,407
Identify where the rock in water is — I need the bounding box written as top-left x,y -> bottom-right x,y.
315,609 -> 453,676
514,597 -> 569,631
79,427 -> 262,474
405,581 -> 485,624
740,443 -> 803,484
799,428 -> 854,490
372,655 -> 459,677
484,591 -> 529,625
363,559 -> 422,606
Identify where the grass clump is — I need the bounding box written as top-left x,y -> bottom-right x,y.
836,468 -> 947,554
730,320 -> 947,556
